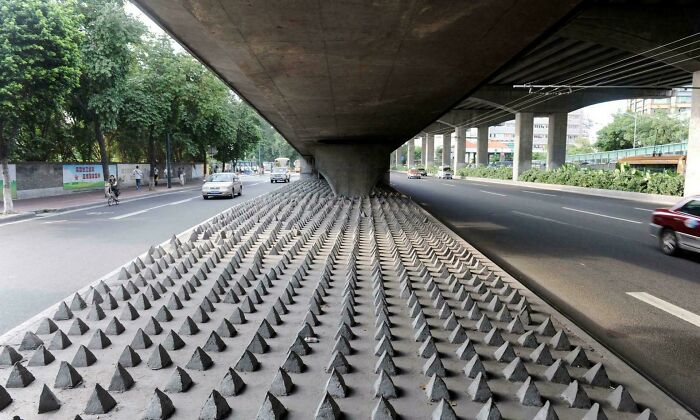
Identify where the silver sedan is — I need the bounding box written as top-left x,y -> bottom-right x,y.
202,173 -> 242,199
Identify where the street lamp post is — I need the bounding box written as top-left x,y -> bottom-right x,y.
623,111 -> 638,149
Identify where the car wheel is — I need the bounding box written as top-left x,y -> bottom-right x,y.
660,228 -> 679,255
203,195 -> 208,200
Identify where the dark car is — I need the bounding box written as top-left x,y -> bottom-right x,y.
650,196 -> 700,255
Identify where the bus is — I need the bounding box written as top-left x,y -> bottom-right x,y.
274,157 -> 290,168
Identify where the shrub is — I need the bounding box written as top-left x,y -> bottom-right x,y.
456,166 -> 513,180
518,165 -> 684,196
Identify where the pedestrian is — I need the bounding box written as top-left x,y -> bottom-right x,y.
132,165 -> 143,190
177,167 -> 185,186
153,166 -> 159,186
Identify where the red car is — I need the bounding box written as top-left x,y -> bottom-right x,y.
650,196 -> 700,255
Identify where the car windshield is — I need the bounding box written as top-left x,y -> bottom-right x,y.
209,173 -> 233,182
272,168 -> 287,173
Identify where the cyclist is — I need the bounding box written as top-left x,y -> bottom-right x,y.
107,174 -> 120,204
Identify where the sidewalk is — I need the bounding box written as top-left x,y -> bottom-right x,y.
0,183 -> 199,223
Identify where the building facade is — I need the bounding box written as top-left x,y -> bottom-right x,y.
627,88 -> 692,116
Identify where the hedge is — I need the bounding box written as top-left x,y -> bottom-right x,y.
519,165 -> 684,196
456,166 -> 513,180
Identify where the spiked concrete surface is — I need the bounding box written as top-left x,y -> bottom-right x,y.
0,180 -> 692,419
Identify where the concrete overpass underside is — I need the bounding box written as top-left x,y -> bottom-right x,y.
133,1 -> 700,195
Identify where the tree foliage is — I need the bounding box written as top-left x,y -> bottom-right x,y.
596,111 -> 689,151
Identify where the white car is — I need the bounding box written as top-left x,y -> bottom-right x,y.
202,173 -> 242,199
436,166 -> 453,179
270,167 -> 290,183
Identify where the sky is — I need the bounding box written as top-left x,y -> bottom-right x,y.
124,2 -> 628,142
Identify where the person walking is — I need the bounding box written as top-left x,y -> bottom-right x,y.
177,167 -> 185,186
132,165 -> 143,190
153,166 -> 159,186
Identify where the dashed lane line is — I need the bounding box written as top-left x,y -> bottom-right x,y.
111,196 -> 197,220
627,292 -> 700,328
522,190 -> 557,197
480,190 -> 507,197
562,206 -> 643,224
512,210 -> 573,227
634,207 -> 655,212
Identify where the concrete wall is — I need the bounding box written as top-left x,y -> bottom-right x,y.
13,162 -> 204,200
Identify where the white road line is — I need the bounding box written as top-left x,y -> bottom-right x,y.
440,183 -> 455,187
562,207 -> 643,224
627,292 -> 700,328
111,197 -> 197,220
480,190 -> 507,197
522,190 -> 557,197
634,207 -> 654,212
512,211 -> 573,227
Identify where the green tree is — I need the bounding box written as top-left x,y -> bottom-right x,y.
567,137 -> 596,155
596,111 -> 688,151
0,0 -> 81,213
214,102 -> 263,168
71,0 -> 144,182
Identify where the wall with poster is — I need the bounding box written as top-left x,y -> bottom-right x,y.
0,164 -> 17,199
62,164 -> 118,190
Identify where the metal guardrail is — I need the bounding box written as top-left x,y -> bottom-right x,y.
565,141 -> 687,164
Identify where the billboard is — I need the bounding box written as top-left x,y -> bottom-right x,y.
63,164 -> 118,190
0,164 -> 17,199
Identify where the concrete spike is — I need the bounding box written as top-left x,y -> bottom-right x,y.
432,398 -> 457,420
494,341 -> 516,362
6,362 -> 34,388
72,345 -> 97,367
216,319 -> 237,338
426,374 -> 449,401
544,359 -> 571,384
186,346 -> 214,371
270,368 -> 294,396
119,302 -> 140,321
106,317 -> 127,335
315,392 -> 341,419
167,294 -> 183,310
28,345 -> 55,366
36,318 -> 59,335
418,337 -> 438,358
54,361 -> 83,389
219,367 -> 245,396
565,346 -> 590,368
503,357 -> 529,382
550,330 -> 571,351
192,306 -> 211,323
468,372 -> 492,402
145,317 -> 164,335
235,350 -> 260,372
325,369 -> 348,398
533,400 -> 559,420
86,304 -> 106,321
464,354 -> 487,378
583,362 -> 611,387
257,319 -> 277,339
144,388 -> 175,420
248,333 -> 269,354
0,346 -> 22,366
119,345 -> 142,367
199,390 -> 231,420
456,339 -> 477,360
371,397 -> 398,420
582,403 -> 609,420
84,384 -> 117,414
607,385 -> 638,412
374,370 -> 398,399
131,328 -> 153,349
70,292 -> 87,310
561,380 -> 592,408
179,316 -> 200,335
53,301 -> 73,321
516,376 -> 543,406
164,366 -> 193,393
281,350 -> 306,373
374,351 -> 397,375
448,324 -> 468,344
147,344 -> 173,370
290,335 -> 312,355
475,398 -> 502,420
108,362 -> 135,392
327,351 -> 351,374
536,317 -> 557,337
87,329 -> 112,350
256,392 -> 287,420
476,314 -> 493,332
530,343 -> 554,365
635,409 -> 658,420
483,328 -> 505,346
118,267 -> 132,280
374,336 -> 395,356
0,385 -> 11,411
38,383 -> 61,413
229,307 -> 247,324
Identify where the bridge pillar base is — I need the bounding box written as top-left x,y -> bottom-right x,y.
314,143 -> 391,197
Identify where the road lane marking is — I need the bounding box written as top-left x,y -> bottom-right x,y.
634,207 -> 654,212
512,211 -> 573,227
480,190 -> 507,197
627,292 -> 700,328
562,207 -> 643,224
440,183 -> 455,187
522,190 -> 556,197
111,197 -> 197,220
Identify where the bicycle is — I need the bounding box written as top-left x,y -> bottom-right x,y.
107,186 -> 120,206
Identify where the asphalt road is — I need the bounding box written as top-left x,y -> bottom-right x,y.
0,175 -> 295,335
390,174 -> 700,416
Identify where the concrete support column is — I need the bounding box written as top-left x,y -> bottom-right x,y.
421,136 -> 427,167
394,147 -> 401,166
300,155 -> 318,180
513,112 -> 535,179
686,71 -> 700,196
442,132 -> 452,166
426,133 -> 435,167
314,143 -> 391,197
407,140 -> 415,168
476,125 -> 489,166
547,112 -> 568,171
455,126 -> 467,170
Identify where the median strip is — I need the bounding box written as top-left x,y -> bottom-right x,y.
562,207 -> 643,224
627,292 -> 700,328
